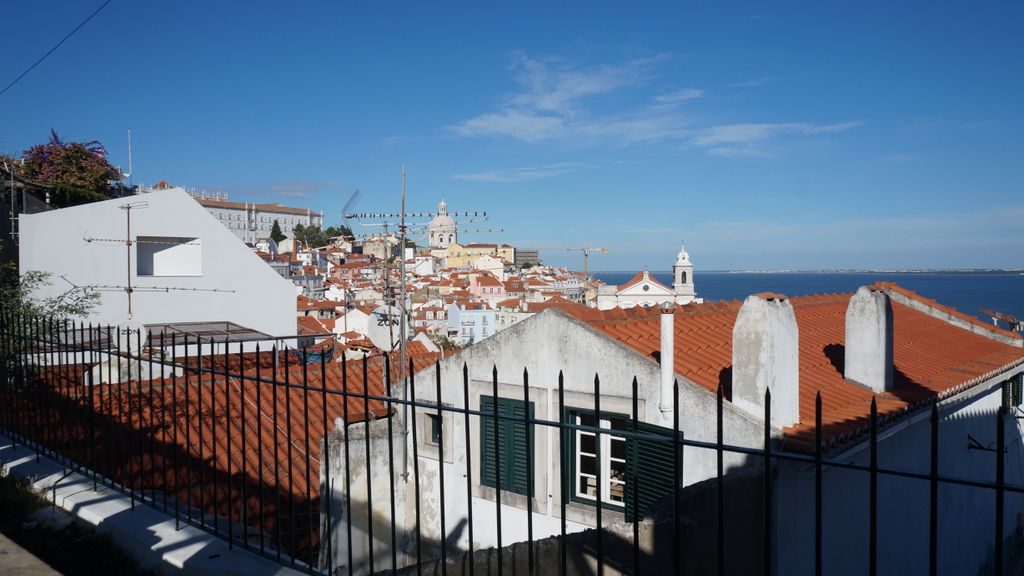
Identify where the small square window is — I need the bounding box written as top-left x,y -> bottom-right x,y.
427,414 -> 441,445
137,236 -> 202,276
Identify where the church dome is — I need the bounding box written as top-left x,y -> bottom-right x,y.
428,199 -> 457,248
429,199 -> 456,230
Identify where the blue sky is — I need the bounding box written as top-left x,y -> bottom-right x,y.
2,1 -> 1022,271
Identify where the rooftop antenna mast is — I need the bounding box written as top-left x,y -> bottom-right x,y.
121,201 -> 145,319
75,202 -> 236,321
126,128 -> 132,187
399,165 -> 409,397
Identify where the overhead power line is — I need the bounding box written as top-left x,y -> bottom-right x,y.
0,0 -> 112,98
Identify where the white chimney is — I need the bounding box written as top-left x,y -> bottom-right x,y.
659,302 -> 676,417
732,293 -> 800,429
845,286 -> 894,393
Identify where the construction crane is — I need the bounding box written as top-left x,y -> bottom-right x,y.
543,246 -> 608,275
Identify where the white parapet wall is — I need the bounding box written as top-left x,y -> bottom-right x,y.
18,189 -> 296,340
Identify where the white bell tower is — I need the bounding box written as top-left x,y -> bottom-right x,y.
673,241 -> 696,304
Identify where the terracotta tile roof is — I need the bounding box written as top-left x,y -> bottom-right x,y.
296,296 -> 338,310
194,197 -> 317,216
525,295 -> 587,314
617,271 -> 672,292
564,285 -> 1024,453
31,350 -> 435,560
297,316 -> 335,335
872,282 -> 1022,341
345,338 -> 376,351
496,298 -> 522,310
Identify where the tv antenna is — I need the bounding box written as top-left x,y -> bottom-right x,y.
124,128 -> 132,187
75,200 -> 236,320
346,195 -> 498,246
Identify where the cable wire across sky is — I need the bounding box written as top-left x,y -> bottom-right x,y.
0,0 -> 112,98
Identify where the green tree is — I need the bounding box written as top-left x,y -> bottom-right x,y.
292,223 -> 307,247
323,225 -> 354,242
270,219 -> 286,243
19,130 -> 120,207
293,224 -> 337,249
0,262 -> 99,320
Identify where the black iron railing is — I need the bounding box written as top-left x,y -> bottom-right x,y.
1,309 -> 1022,575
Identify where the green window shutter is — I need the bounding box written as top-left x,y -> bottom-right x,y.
1003,380 -> 1013,409
507,399 -> 535,496
625,420 -> 682,523
479,395 -> 534,496
1014,375 -> 1023,407
480,396 -> 499,488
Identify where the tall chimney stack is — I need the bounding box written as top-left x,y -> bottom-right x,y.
845,286 -> 894,393
732,293 -> 800,429
659,302 -> 676,418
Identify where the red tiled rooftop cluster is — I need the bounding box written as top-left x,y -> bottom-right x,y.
563,285 -> 1024,452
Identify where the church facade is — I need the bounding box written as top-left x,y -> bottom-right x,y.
427,200 -> 457,249
595,243 -> 700,310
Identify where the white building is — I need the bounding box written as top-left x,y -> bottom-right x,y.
19,189 -> 296,341
427,199 -> 457,249
446,302 -> 496,345
141,183 -> 324,244
596,242 -> 698,310
389,283 -> 1024,574
193,195 -> 323,245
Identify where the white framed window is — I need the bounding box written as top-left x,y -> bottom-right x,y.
574,412 -> 627,507
137,236 -> 202,276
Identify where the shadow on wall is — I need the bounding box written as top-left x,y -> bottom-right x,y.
386,404 -> 1024,576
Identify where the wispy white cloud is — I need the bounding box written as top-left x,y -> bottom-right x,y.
654,88 -> 705,104
506,54 -> 648,114
692,121 -> 861,157
452,162 -> 588,183
447,53 -> 682,145
450,109 -> 566,143
448,53 -> 859,155
729,76 -> 776,88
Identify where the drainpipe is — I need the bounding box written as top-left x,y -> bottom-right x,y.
659,302 -> 676,417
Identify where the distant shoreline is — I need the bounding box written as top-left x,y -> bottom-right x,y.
594,269 -> 1024,275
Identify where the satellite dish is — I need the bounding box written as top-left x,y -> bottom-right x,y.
117,320 -> 148,354
366,305 -> 409,351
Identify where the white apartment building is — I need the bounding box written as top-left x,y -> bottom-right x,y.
140,181 -> 323,244
193,194 -> 323,244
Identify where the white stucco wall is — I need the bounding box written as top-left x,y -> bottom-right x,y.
407,308 -> 767,555
774,368 -> 1024,576
19,189 -> 295,339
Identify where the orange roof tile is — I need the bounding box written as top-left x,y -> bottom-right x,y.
617,271 -> 672,292
564,286 -> 1024,453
